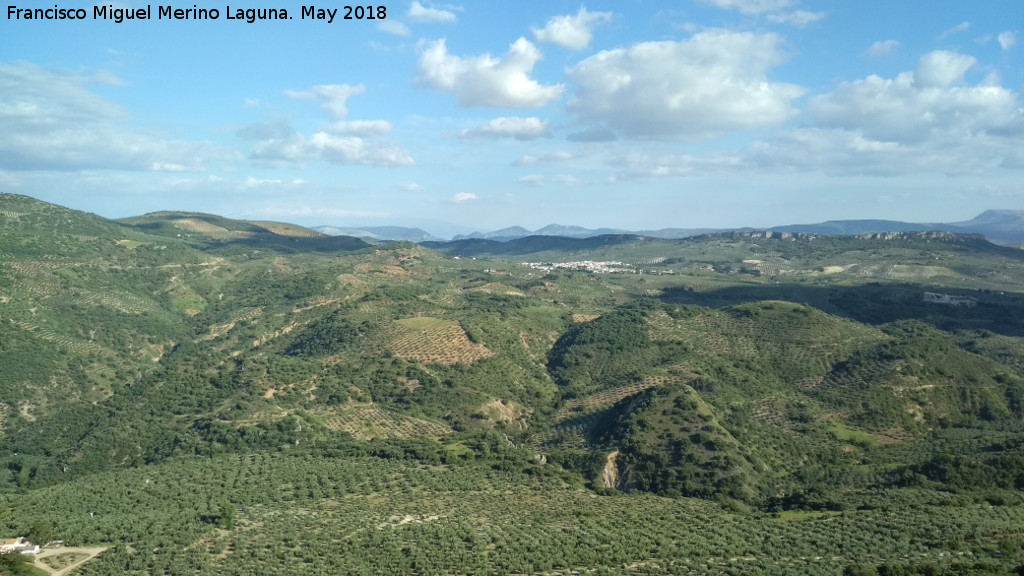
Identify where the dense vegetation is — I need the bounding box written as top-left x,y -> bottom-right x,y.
2,193 -> 1024,574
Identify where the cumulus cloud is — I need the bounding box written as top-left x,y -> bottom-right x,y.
532,7 -> 612,51
0,62 -> 229,172
998,31 -> 1018,51
245,130 -> 412,167
407,1 -> 457,23
809,51 -> 1022,144
599,48 -> 1024,181
416,38 -> 564,108
517,175 -> 545,186
243,84 -> 412,167
565,30 -> 804,139
866,40 -> 900,57
452,192 -> 477,202
913,51 -> 975,88
308,133 -> 413,166
397,181 -> 423,191
765,10 -> 824,27
460,117 -> 550,140
739,50 -> 1024,177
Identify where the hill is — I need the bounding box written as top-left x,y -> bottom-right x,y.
3,195 -> 1024,574
117,209 -> 370,252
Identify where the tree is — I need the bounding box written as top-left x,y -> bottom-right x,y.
25,519 -> 52,545
218,500 -> 236,530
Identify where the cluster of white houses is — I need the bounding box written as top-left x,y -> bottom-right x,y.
522,260 -> 632,274
0,537 -> 39,555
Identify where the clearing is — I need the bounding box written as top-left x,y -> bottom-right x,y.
32,546 -> 108,576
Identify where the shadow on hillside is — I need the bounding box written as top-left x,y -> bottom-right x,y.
202,235 -> 372,254
657,282 -> 1024,337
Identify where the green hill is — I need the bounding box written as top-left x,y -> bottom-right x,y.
3,196 -> 1024,574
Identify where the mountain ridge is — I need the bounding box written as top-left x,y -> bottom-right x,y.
360,210 -> 1024,244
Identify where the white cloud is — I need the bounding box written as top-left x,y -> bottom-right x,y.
241,176 -> 288,188
513,151 -> 574,166
746,128 -> 1010,177
765,10 -> 824,27
326,120 -> 393,136
452,192 -> 477,202
866,40 -> 900,57
565,30 -> 804,139
737,51 -> 1024,177
251,84 -> 411,167
460,117 -> 550,140
607,150 -> 744,181
416,38 -> 564,108
0,63 -> 230,172
517,175 -> 545,186
699,0 -> 794,15
378,20 -> 410,36
809,51 -> 1021,144
397,181 -> 423,191
308,133 -> 413,166
938,21 -> 970,41
285,84 -> 364,121
599,48 -> 1024,181
244,127 -> 412,167
407,1 -> 457,23
998,31 -> 1018,51
913,50 -> 975,88
532,7 -> 612,51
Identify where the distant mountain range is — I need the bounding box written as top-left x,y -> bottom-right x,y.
766,210 -> 1024,244
316,210 -> 1024,245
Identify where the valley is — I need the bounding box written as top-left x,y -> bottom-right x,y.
1,193 -> 1024,575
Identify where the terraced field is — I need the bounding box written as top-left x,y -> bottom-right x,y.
172,218 -> 256,240
555,376 -> 682,422
389,318 -> 493,366
322,405 -> 451,440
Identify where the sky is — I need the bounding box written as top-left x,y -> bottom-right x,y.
2,0 -> 1023,236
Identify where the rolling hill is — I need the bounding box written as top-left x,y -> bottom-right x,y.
3,194 -> 1024,575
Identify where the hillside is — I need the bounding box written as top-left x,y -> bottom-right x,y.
3,195 -> 1024,575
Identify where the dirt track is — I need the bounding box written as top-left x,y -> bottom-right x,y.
31,546 -> 108,576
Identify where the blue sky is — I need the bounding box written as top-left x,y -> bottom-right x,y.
2,0 -> 1022,236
